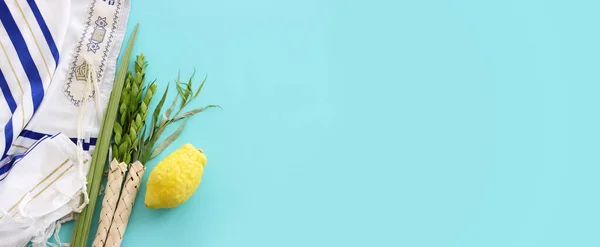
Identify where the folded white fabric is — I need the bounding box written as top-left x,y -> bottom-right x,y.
0,133 -> 90,247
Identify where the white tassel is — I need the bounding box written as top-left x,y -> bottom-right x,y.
53,213 -> 75,247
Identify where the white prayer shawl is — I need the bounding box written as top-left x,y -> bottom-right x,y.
0,0 -> 130,246
7,0 -> 131,160
0,0 -> 130,176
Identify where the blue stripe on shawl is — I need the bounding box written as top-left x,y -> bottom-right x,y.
0,70 -> 17,161
0,1 -> 45,112
26,0 -> 59,65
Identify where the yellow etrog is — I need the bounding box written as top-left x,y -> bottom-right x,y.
145,144 -> 207,209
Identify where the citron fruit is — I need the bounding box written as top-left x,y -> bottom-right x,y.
145,144 -> 207,209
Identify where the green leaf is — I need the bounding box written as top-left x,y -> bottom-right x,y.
165,96 -> 178,119
113,122 -> 122,136
137,125 -> 147,162
124,72 -> 132,91
111,145 -> 118,161
187,69 -> 195,95
185,87 -> 192,105
123,85 -> 130,100
194,75 -> 207,99
119,96 -> 127,114
176,83 -> 187,107
150,119 -> 187,159
134,71 -> 143,84
124,154 -> 131,165
136,87 -> 144,103
135,54 -> 144,72
124,72 -> 131,85
130,84 -> 140,105
118,142 -> 128,159
129,126 -> 137,140
120,113 -> 127,127
119,103 -> 127,116
185,73 -> 193,103
144,82 -> 155,103
172,105 -> 220,122
140,101 -> 148,115
123,134 -> 132,147
136,114 -> 143,127
114,132 -> 122,145
124,77 -> 131,89
150,82 -> 158,94
152,85 -> 169,130
132,137 -> 139,149
155,121 -> 169,139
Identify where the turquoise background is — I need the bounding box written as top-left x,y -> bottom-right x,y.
59,0 -> 600,246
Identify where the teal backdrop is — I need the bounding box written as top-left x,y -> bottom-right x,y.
58,0 -> 600,246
